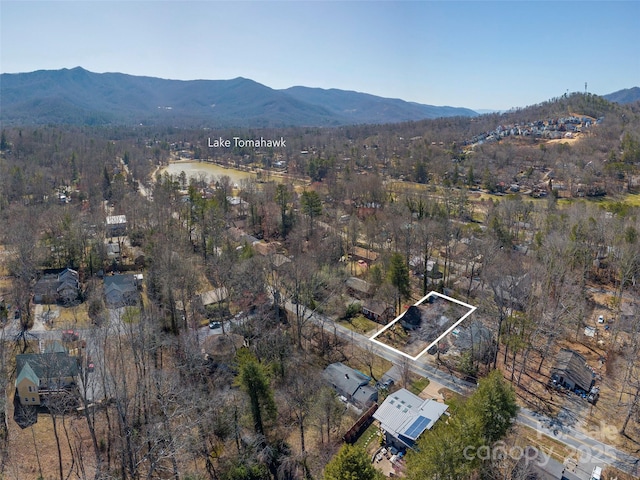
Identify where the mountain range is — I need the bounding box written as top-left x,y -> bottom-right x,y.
0,67 -> 478,128
1,68 -> 637,128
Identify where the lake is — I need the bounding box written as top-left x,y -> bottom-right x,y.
160,161 -> 256,185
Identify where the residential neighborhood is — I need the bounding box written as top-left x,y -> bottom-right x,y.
1,85 -> 639,480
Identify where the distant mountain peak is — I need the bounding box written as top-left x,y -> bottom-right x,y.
603,87 -> 640,104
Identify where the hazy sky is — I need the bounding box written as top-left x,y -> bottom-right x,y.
1,1 -> 638,110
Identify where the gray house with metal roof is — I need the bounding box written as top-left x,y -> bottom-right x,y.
373,388 -> 448,450
322,362 -> 378,409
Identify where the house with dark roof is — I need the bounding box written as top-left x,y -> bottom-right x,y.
15,352 -> 79,406
33,268 -> 80,305
550,349 -> 594,393
362,300 -> 394,324
373,388 -> 448,451
400,305 -> 422,330
104,273 -> 140,307
322,362 -> 378,409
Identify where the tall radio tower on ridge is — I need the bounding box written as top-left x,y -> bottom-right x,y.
585,82 -> 588,93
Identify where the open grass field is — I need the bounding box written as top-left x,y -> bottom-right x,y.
337,314 -> 379,336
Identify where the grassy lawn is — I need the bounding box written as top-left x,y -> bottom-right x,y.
354,422 -> 381,452
408,377 -> 430,396
58,303 -> 89,324
519,424 -> 572,463
122,306 -> 141,323
338,314 -> 379,335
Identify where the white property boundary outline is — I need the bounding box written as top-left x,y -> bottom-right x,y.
369,291 -> 477,361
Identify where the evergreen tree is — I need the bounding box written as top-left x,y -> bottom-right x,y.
300,190 -> 322,236
235,349 -> 276,436
389,252 -> 411,313
406,371 -> 518,480
466,369 -> 519,444
275,184 -> 292,238
0,130 -> 8,151
324,444 -> 384,480
466,165 -> 475,187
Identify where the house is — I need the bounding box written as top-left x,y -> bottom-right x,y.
373,388 -> 448,451
106,214 -> 127,237
226,196 -> 248,216
400,305 -> 422,330
253,241 -> 277,256
346,277 -> 372,298
550,349 -> 594,393
104,273 -> 140,307
452,320 -> 495,362
362,300 -> 394,324
350,246 -> 379,264
197,287 -> 229,309
106,242 -> 121,259
56,268 -> 80,304
33,268 -> 80,305
15,352 -> 79,406
322,362 -> 378,409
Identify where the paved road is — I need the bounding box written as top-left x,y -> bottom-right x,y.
518,408 -> 639,478
284,300 -> 475,392
284,301 -> 640,478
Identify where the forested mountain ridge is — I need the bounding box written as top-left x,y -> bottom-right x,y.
0,67 -> 478,127
604,87 -> 640,104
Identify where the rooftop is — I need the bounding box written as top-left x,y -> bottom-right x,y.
374,388 -> 448,448
323,362 -> 370,397
106,214 -> 127,225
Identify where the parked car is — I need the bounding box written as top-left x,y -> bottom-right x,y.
62,329 -> 79,342
209,321 -> 221,329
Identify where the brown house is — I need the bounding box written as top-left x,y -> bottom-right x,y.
362,300 -> 394,324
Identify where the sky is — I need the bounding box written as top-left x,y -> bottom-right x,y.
1,1 -> 639,111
